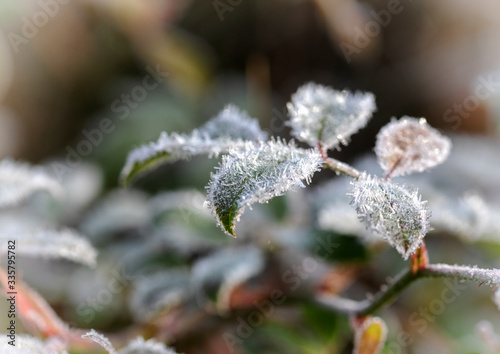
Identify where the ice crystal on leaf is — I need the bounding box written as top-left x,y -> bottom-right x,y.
0,228 -> 97,267
120,105 -> 267,186
0,159 -> 62,208
287,83 -> 376,150
206,139 -> 323,236
82,331 -> 180,354
199,104 -> 268,141
349,174 -> 431,259
375,117 -> 451,179
82,329 -> 117,354
119,337 -> 179,354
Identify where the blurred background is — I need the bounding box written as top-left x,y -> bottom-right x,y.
2,0 -> 500,353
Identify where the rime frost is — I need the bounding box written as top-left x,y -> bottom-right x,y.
199,104 -> 268,141
82,329 -> 117,354
349,174 -> 431,259
206,139 -> 323,236
119,337 -> 179,354
427,263 -> 500,287
0,228 -> 97,267
120,105 -> 267,185
0,159 -> 62,208
287,83 -> 376,150
375,117 -> 451,178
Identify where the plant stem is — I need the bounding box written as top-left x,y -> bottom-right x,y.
316,263 -> 499,317
322,157 -> 362,179
317,143 -> 362,179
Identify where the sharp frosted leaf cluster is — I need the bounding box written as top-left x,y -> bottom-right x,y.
206,139 -> 323,236
0,228 -> 97,267
0,159 -> 62,208
349,174 -> 431,259
375,117 -> 451,178
287,83 -> 376,150
119,337 -> 179,354
120,105 -> 266,185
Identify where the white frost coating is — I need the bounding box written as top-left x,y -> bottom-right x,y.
129,269 -> 190,321
0,334 -> 51,353
120,105 -> 267,184
287,83 -> 376,150
429,263 -> 500,287
191,246 -> 264,309
199,104 -> 268,141
0,228 -> 97,267
375,117 -> 451,178
82,329 -> 117,354
0,159 -> 62,208
349,174 -> 431,259
118,337 -> 179,354
206,138 -> 323,236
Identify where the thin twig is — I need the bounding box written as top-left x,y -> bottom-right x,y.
316,263 -> 500,317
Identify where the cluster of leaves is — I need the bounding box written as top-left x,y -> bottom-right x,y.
2,82 -> 500,353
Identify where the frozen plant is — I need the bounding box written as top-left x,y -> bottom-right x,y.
2,83 -> 499,354
119,82 -> 500,353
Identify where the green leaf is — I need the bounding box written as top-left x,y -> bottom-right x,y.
120,105 -> 267,186
206,139 -> 322,236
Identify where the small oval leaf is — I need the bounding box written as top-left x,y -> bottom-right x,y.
349,174 -> 431,259
354,316 -> 388,354
375,117 -> 451,179
287,83 -> 376,150
206,139 -> 322,236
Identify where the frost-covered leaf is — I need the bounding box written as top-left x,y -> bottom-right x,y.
118,337 -> 179,354
431,192 -> 495,242
0,334 -> 46,353
354,317 -> 387,354
287,83 -> 376,150
191,246 -> 265,312
206,139 -> 322,236
0,159 -> 62,208
80,190 -> 150,242
198,104 -> 267,141
0,228 -> 97,267
349,174 -> 431,259
129,269 -> 191,321
82,329 -> 117,354
375,117 -> 451,179
120,105 -> 267,186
